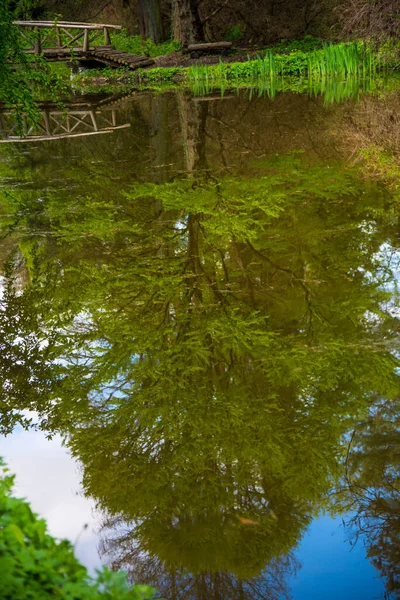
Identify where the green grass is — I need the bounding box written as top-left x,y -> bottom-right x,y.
308,42 -> 377,78
109,30 -> 180,57
270,34 -> 324,54
71,40 -> 400,105
187,42 -> 379,82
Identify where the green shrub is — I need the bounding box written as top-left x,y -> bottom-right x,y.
0,460 -> 157,600
108,30 -> 180,58
271,35 -> 323,54
226,23 -> 246,42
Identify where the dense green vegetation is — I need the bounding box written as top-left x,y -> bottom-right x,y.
108,30 -> 180,58
72,44 -> 399,99
0,0 -> 67,129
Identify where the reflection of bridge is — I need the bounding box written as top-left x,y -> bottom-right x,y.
0,94 -> 133,143
14,21 -> 154,70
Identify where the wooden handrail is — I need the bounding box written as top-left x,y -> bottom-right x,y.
14,20 -> 122,53
14,20 -> 122,30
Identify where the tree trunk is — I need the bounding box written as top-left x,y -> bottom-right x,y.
176,91 -> 208,173
138,0 -> 164,43
172,0 -> 204,45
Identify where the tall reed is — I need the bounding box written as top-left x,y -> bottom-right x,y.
308,42 -> 377,78
188,42 -> 379,97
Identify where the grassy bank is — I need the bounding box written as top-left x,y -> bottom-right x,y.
73,40 -> 399,90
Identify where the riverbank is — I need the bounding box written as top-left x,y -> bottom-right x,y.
72,39 -> 399,89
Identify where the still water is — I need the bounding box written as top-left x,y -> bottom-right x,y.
0,85 -> 399,599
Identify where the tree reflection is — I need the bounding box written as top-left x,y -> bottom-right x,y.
101,522 -> 297,600
0,110 -> 399,594
339,400 -> 400,599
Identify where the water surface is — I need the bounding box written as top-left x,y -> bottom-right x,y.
0,86 -> 399,599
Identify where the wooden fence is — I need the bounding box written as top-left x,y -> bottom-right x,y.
14,20 -> 122,54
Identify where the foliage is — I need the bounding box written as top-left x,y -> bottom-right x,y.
0,0 -> 40,127
308,41 -> 377,77
0,253 -> 65,433
109,29 -> 180,58
5,0 -> 45,19
0,0 -> 68,132
183,42 -> 388,100
0,460 -> 157,600
188,41 -> 380,85
136,65 -> 183,82
225,22 -> 246,42
270,34 -> 323,54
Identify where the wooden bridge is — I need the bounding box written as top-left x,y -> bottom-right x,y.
14,20 -> 155,70
0,92 -> 136,142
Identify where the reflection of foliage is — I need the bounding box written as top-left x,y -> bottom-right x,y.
338,90 -> 400,201
338,401 -> 400,599
0,460 -> 156,600
0,253 -> 67,434
0,1 -> 39,126
62,158 -> 399,581
101,525 -> 297,600
0,146 -> 400,587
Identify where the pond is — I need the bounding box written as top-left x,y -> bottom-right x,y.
0,83 -> 399,599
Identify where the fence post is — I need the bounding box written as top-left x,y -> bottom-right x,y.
83,28 -> 89,52
34,27 -> 42,54
104,27 -> 111,45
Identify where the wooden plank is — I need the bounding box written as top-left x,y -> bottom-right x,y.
88,51 -> 155,69
14,20 -> 122,30
187,41 -> 232,53
41,48 -> 85,59
93,49 -> 125,55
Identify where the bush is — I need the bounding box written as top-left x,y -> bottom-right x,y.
0,460 -> 157,600
109,30 -> 180,57
271,35 -> 323,54
226,23 -> 246,42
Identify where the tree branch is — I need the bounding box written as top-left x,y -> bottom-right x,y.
202,0 -> 229,25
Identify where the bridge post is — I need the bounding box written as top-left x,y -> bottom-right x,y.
34,27 -> 42,54
83,28 -> 89,52
104,27 -> 111,45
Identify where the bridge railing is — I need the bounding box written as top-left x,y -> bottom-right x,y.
14,21 -> 122,54
0,103 -> 130,142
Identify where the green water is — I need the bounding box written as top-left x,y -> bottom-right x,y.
0,86 -> 399,599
